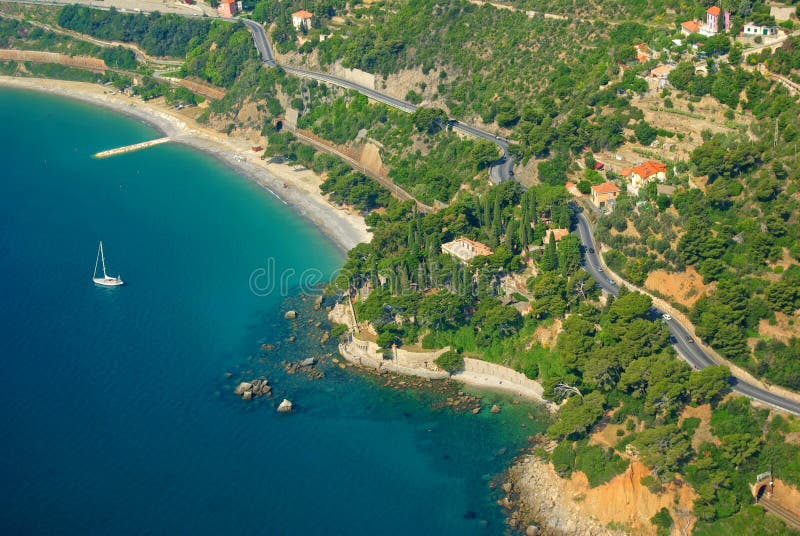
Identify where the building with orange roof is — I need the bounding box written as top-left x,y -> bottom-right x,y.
441,237 -> 493,264
681,20 -> 700,35
700,5 -> 731,36
217,0 -> 238,18
626,160 -> 667,196
633,43 -> 651,63
591,182 -> 620,210
292,10 -> 314,30
648,64 -> 675,81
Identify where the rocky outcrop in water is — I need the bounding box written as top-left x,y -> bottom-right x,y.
277,399 -> 293,413
283,357 -> 324,379
284,310 -> 297,319
234,378 -> 272,400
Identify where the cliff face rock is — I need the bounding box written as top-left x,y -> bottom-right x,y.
506,456 -> 696,535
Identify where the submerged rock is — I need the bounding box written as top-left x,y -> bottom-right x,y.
277,399 -> 293,413
284,310 -> 297,319
491,404 -> 502,414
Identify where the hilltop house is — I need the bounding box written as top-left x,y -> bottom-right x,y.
681,6 -> 730,37
625,160 -> 667,196
441,237 -> 493,264
291,10 -> 314,30
591,182 -> 620,210
217,0 -> 238,17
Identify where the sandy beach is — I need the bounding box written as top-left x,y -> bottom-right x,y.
0,76 -> 371,252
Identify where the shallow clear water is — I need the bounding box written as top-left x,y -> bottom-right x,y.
0,88 -> 545,535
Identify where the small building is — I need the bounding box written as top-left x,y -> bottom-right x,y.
743,22 -> 779,37
291,10 -> 314,31
680,20 -> 700,36
591,182 -> 620,210
217,0 -> 238,18
542,229 -> 570,244
633,43 -> 651,63
592,161 -> 605,171
441,237 -> 493,264
648,64 -> 675,81
565,181 -> 581,196
626,160 -> 667,196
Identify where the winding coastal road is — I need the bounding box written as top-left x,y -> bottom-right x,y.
576,212 -> 800,416
219,16 -> 800,416
239,19 -> 514,183
12,0 -> 799,415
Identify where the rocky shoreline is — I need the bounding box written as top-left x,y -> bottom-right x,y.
501,452 -> 618,536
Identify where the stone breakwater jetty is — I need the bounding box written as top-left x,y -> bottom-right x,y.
93,137 -> 171,158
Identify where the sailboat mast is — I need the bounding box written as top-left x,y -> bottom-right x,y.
100,241 -> 108,278
94,242 -> 102,278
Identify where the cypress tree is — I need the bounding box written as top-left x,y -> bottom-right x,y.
540,232 -> 559,272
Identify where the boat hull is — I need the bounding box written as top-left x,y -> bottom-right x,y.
93,277 -> 124,287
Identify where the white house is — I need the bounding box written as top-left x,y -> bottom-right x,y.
291,10 -> 314,31
743,22 -> 779,37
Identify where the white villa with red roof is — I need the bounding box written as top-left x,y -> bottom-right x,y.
292,10 -> 314,30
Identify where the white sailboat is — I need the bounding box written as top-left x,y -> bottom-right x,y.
93,241 -> 124,286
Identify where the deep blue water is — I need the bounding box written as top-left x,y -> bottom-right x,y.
0,88 -> 545,535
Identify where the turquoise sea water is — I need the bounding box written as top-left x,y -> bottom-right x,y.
0,88 -> 545,535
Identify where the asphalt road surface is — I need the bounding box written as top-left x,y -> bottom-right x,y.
239,20 -> 515,182
576,212 -> 800,416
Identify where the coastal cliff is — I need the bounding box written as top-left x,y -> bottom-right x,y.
504,455 -> 697,536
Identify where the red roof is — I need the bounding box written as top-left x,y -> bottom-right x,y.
592,182 -> 620,194
592,161 -> 605,170
630,160 -> 666,179
681,20 -> 700,32
292,10 -> 313,18
707,6 -> 721,16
